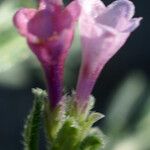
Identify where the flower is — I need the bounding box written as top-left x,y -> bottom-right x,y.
76,0 -> 142,108
13,0 -> 80,108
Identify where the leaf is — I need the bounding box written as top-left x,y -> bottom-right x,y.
23,88 -> 46,150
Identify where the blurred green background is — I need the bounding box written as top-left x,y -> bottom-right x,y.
0,0 -> 150,150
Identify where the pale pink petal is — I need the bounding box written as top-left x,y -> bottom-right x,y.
78,0 -> 105,17
97,0 -> 135,30
123,17 -> 143,32
77,0 -> 142,109
77,2 -> 132,105
76,24 -> 130,106
77,14 -> 120,104
80,24 -> 128,73
13,8 -> 37,36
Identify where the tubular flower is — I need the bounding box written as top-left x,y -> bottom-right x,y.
13,0 -> 80,108
76,0 -> 142,108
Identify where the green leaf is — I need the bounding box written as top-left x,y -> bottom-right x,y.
23,88 -> 46,150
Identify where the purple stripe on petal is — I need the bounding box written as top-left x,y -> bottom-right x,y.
44,58 -> 64,108
28,10 -> 53,39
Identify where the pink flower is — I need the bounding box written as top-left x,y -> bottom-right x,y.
13,0 -> 80,108
76,0 -> 142,109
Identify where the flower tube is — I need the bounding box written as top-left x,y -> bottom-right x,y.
13,0 -> 80,108
76,0 -> 142,109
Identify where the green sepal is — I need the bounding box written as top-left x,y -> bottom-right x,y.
86,112 -> 105,128
44,99 -> 65,143
44,92 -> 105,150
79,128 -> 104,150
23,88 -> 46,150
51,118 -> 80,150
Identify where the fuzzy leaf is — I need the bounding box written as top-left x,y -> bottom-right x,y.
23,88 -> 46,150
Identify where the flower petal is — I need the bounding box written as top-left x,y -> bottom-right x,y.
80,25 -> 118,68
39,0 -> 63,9
28,28 -> 74,108
13,8 -> 37,36
77,8 -> 132,105
65,1 -> 80,21
51,1 -> 80,33
78,0 -> 105,18
97,0 -> 135,30
28,9 -> 53,39
77,0 -> 142,109
123,17 -> 143,32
